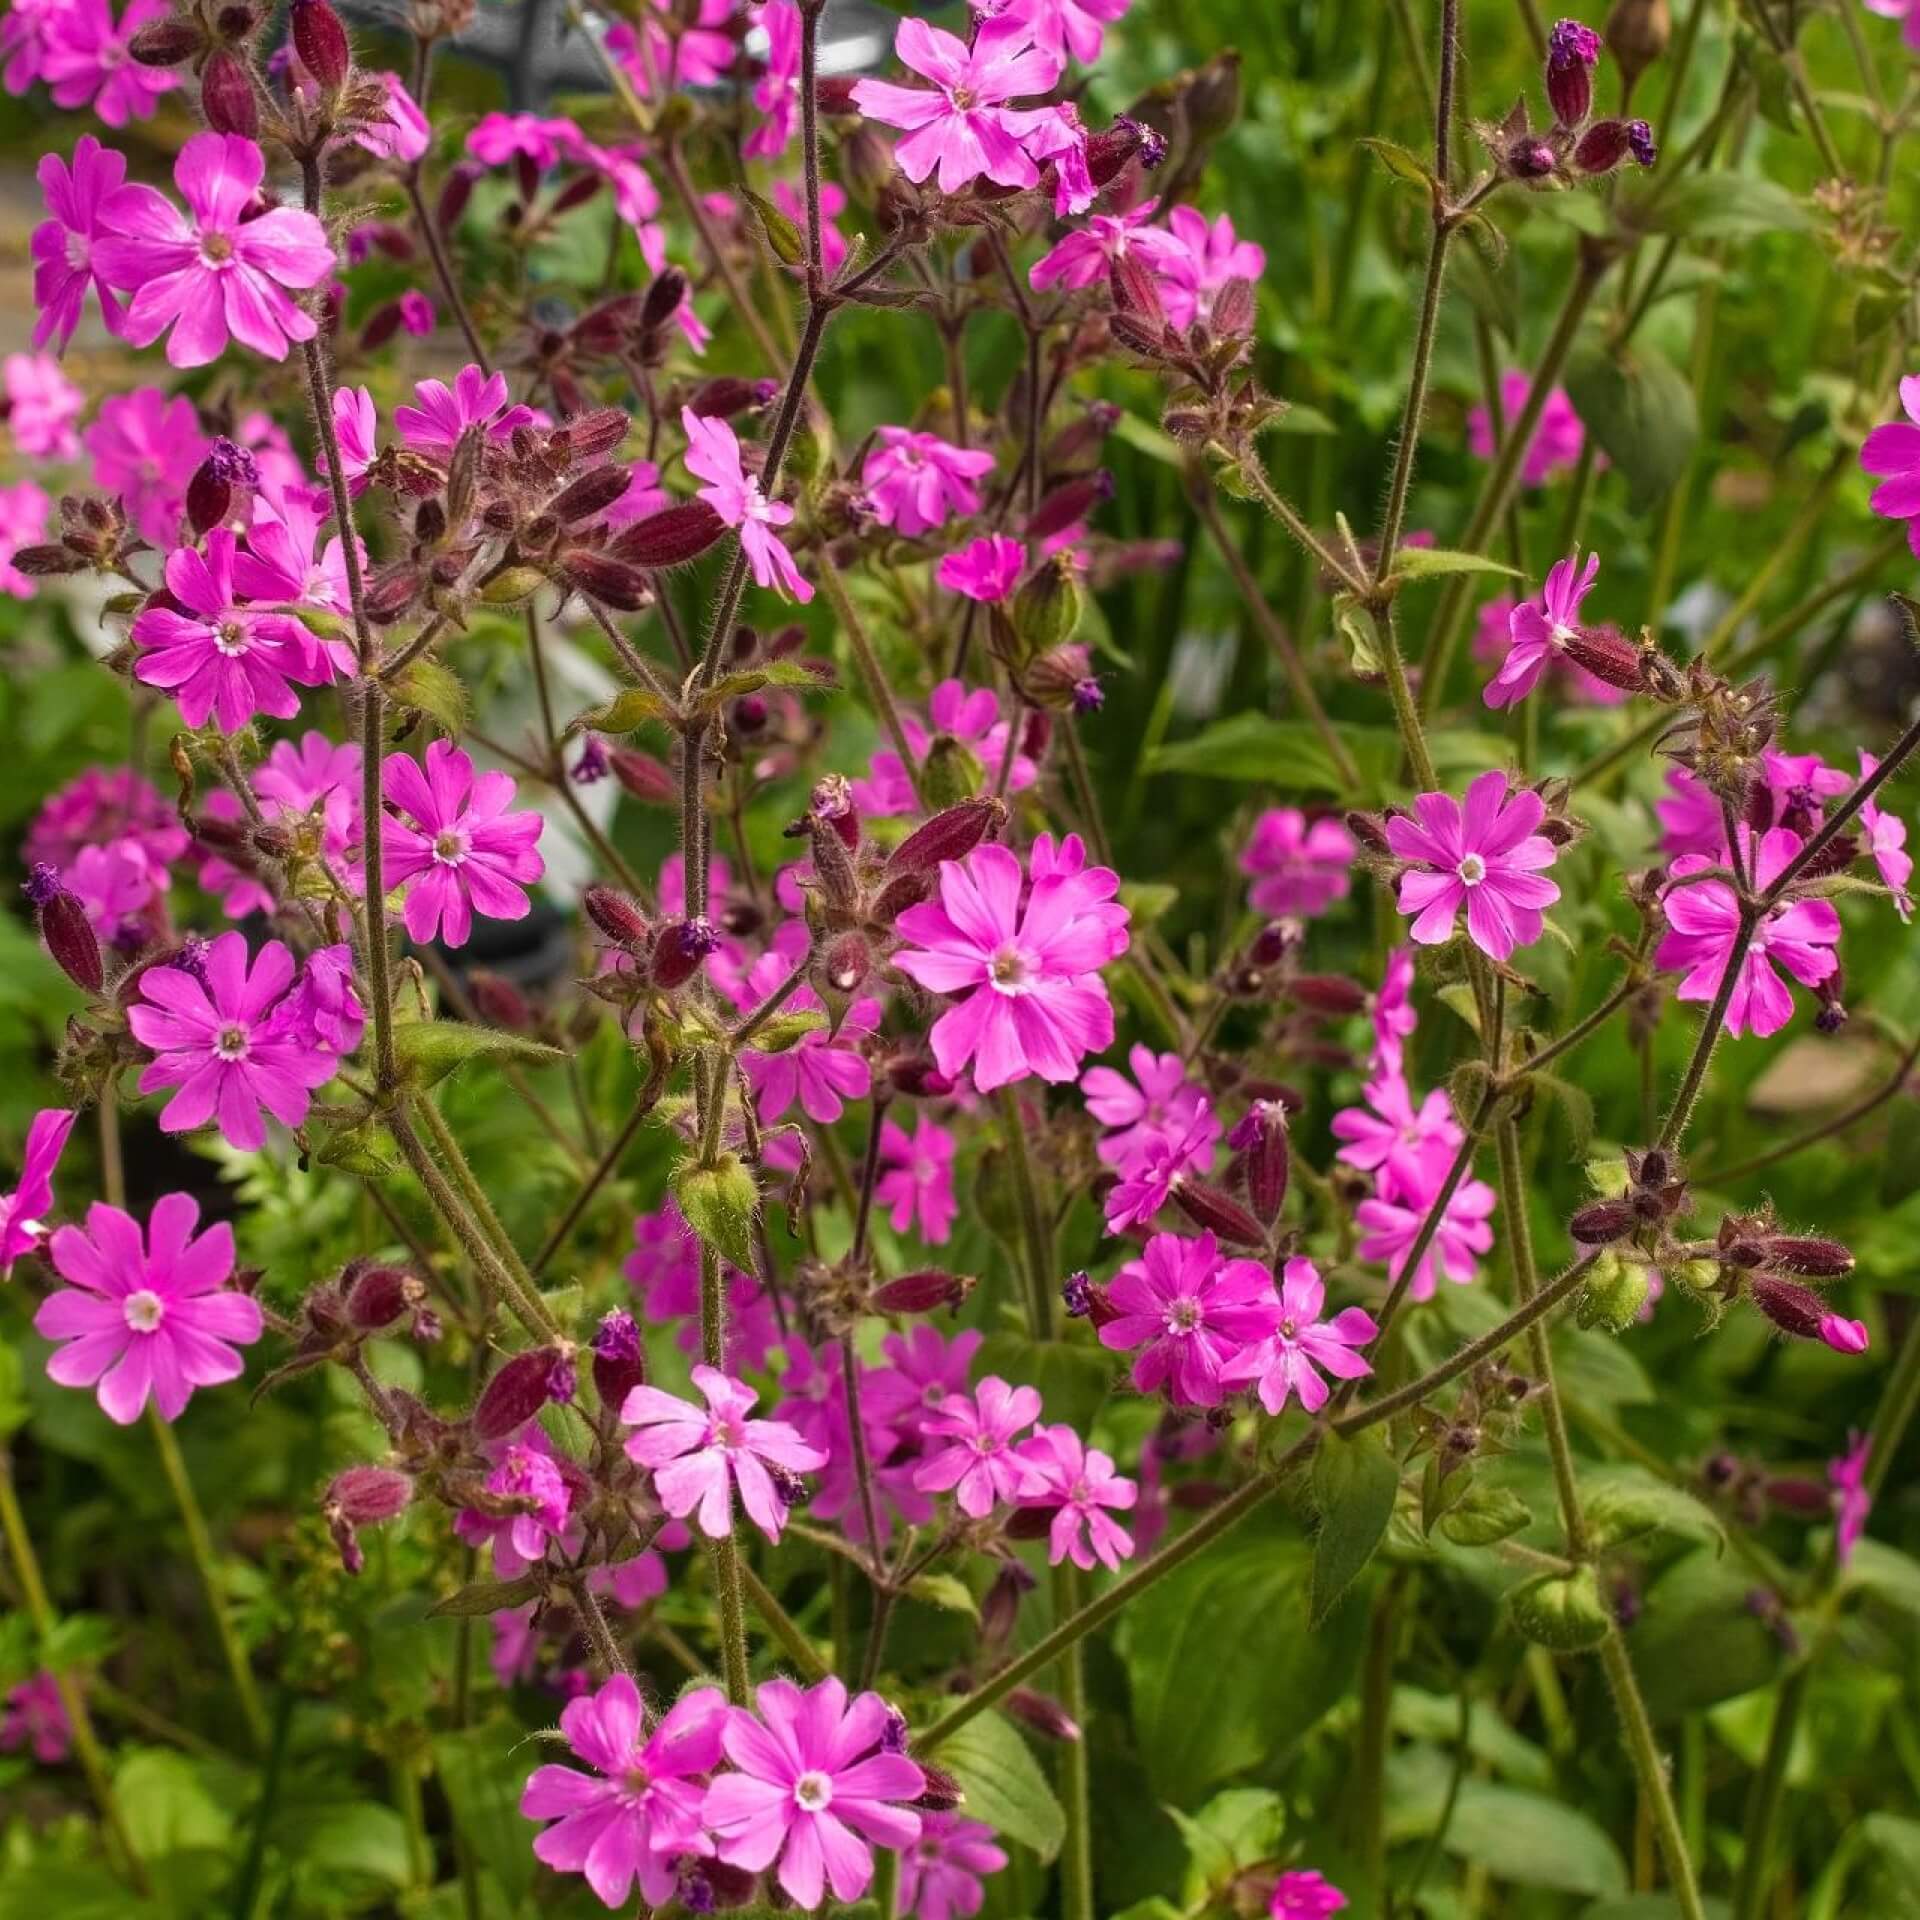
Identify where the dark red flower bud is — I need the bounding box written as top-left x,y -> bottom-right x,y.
1026,471 -> 1114,543
870,1269 -> 975,1315
651,918 -> 720,990
554,408 -> 632,464
686,377 -> 780,420
1344,810 -> 1392,855
1004,1688 -> 1081,1743
608,501 -> 728,569
559,549 -> 653,611
467,970 -> 534,1030
583,885 -> 650,950
1081,1280 -> 1123,1331
359,301 -> 405,352
912,1765 -> 966,1813
10,544 -> 85,577
819,931 -> 873,997
609,749 -> 677,806
1749,1276 -> 1828,1342
130,14 -> 205,63
364,564 -> 423,623
887,797 -> 1007,878
1109,252 -> 1166,325
472,1346 -> 563,1440
290,0 -> 351,90
1229,1101 -> 1290,1229
1247,921 -> 1301,968
28,870 -> 102,994
1572,118 -> 1633,176
980,1558 -> 1034,1646
1172,1179 -> 1267,1248
186,438 -> 259,535
1569,1199 -> 1638,1245
1288,973 -> 1369,1017
550,170 -> 603,216
640,267 -> 690,332
886,1054 -> 954,1099
346,1265 -> 421,1331
1761,1236 -> 1854,1278
1508,136 -> 1558,178
1762,1475 -> 1829,1516
550,465 -> 635,526
324,1464 -> 413,1574
438,162 -> 481,232
200,48 -> 259,136
1546,17 -> 1602,126
1086,114 -> 1167,187
1561,623 -> 1648,690
592,1308 -> 647,1410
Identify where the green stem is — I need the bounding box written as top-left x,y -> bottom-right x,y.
817,550 -> 925,809
997,1089 -> 1056,1338
1052,1561 -> 1095,1920
738,1561 -> 831,1682
414,1096 -> 555,1334
700,1243 -> 752,1703
1600,1631 -> 1709,1920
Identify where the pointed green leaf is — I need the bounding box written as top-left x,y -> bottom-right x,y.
391,1020 -> 565,1090
1310,1428 -> 1399,1625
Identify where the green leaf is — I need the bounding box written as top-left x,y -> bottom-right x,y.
1564,345 -> 1699,511
1435,1780 -> 1627,1896
1144,714 -> 1393,795
436,1720 -> 541,1900
936,1710 -> 1066,1861
0,1342 -> 28,1443
391,659 -> 470,736
1629,1549 -> 1783,1719
905,1572 -> 980,1620
391,1019 -> 565,1090
1507,1567 -> 1611,1652
1440,1484 -> 1533,1547
1632,172 -> 1814,240
572,686 -> 676,735
1840,1538 -> 1920,1617
1392,1686 -> 1552,1788
1359,136 -> 1439,193
1122,1520 -> 1366,1799
1393,546 -> 1522,582
1167,1788 -> 1286,1901
743,1009 -> 827,1056
1584,1468 -> 1725,1556
0,1864 -> 138,1920
742,186 -> 806,266
1310,1428 -> 1399,1625
429,1572 -> 545,1617
672,1152 -> 761,1272
114,1747 -> 235,1857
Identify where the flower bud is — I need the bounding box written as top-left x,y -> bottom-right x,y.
1288,973 -> 1369,1017
593,1308 -> 647,1409
819,931 -> 873,997
1761,1235 -> 1854,1278
472,1346 -> 563,1440
838,122 -> 899,207
1569,1198 -> 1638,1245
1572,118 -> 1638,176
1228,1102 -> 1290,1229
1108,252 -> 1166,326
912,1766 -> 966,1813
887,796 -> 1006,878
186,439 -> 260,536
438,162 -> 481,231
1004,1688 -> 1081,1743
558,549 -> 652,611
1820,1313 -> 1870,1355
686,376 -> 780,420
324,1464 -> 413,1574
1060,1271 -> 1093,1318
651,918 -> 720,990
610,748 -> 677,805
870,1269 -> 975,1315
1009,553 -> 1084,659
1508,136 -> 1558,179
1172,1179 -> 1266,1248
640,267 -> 690,333
1561,622 -> 1650,690
200,48 -> 259,136
1086,114 -> 1167,187
468,970 -> 534,1031
1027,472 -> 1114,544
1750,1276 -> 1833,1344
584,885 -> 650,950
1546,17 -> 1602,127
131,14 -> 206,63
1183,50 -> 1242,143
1023,643 -> 1097,712
346,1265 -> 421,1331
980,1558 -> 1034,1646
1605,0 -> 1671,90
886,1055 -> 954,1099
919,737 -> 985,810
291,0 -> 352,91
550,465 -> 635,525
25,867 -> 102,994
1574,1252 -> 1649,1332
608,500 -> 728,569
1344,810 -> 1392,856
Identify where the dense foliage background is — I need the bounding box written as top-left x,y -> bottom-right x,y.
4,1 -> 1920,1917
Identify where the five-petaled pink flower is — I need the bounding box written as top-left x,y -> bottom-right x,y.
935,533 -> 1025,603
914,1374 -> 1046,1516
852,15 -> 1065,195
521,1673 -> 729,1909
1862,374 -> 1920,556
1468,370 -> 1585,487
893,840 -> 1129,1092
1331,1072 -> 1464,1203
1222,1258 -> 1377,1415
703,1676 -> 926,1910
42,0 -> 177,126
1354,1178 -> 1498,1301
1656,826 -> 1841,1038
131,528 -> 333,733
1081,1044 -> 1210,1176
862,428 -> 997,538
394,363 -> 535,461
128,932 -> 338,1150
683,405 -> 814,603
85,386 -> 207,545
874,1113 -> 959,1244
0,1109 -> 75,1278
1386,771 -> 1561,962
1485,549 -> 1601,709
35,1190 -> 262,1424
4,352 -> 82,459
624,1364 -> 826,1543
897,1812 -> 1009,1920
1240,808 -> 1357,919
974,0 -> 1130,66
1100,1231 -> 1279,1407
484,1443 -> 573,1572
381,739 -> 547,948
94,133 -> 334,368
1017,1421 -> 1138,1570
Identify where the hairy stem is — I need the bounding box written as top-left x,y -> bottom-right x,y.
1052,1560 -> 1095,1920
998,1088 -> 1057,1338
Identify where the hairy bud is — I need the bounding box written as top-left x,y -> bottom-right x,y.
651,918 -> 720,990
609,500 -> 728,569
1545,17 -> 1602,127
200,49 -> 259,136
610,749 -> 677,805
583,885 -> 650,950
324,1465 -> 413,1575
1229,1101 -> 1290,1229
291,0 -> 352,90
1171,1179 -> 1266,1248
559,549 -> 653,611
130,14 -> 206,63
472,1346 -> 564,1440
26,868 -> 102,994
888,796 -> 1006,878
593,1308 -> 647,1410
870,1269 -> 974,1315
346,1265 -> 421,1331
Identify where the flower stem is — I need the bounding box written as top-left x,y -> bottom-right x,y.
359,679 -> 398,1092
405,170 -> 489,371
699,1242 -> 752,1703
816,550 -> 925,809
1052,1560 -> 1095,1920
738,1560 -> 831,1683
1700,1032 -> 1920,1186
1599,1631 -> 1709,1920
0,1450 -> 150,1894
413,1095 -> 553,1327
532,1062 -> 668,1276
997,1089 -> 1057,1338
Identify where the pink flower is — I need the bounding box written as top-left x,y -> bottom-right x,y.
1484,549 -> 1601,709
35,1190 -> 262,1424
466,112 -> 576,170
1467,370 -> 1585,488
974,0 -> 1129,66
85,386 -> 207,546
1240,808 -> 1356,918
623,1365 -> 826,1543
748,0 -> 803,159
864,1325 -> 984,1439
1099,1231 -> 1278,1406
1656,768 -> 1727,859
897,1812 -> 1008,1920
277,942 -> 365,1056
1222,1258 -> 1377,1415
394,363 -> 535,461
1858,751 -> 1913,916
1386,770 -> 1562,963
858,680 -> 1036,817
1657,827 -> 1841,1038
734,950 -> 877,1124
606,0 -> 735,97
1271,1870 -> 1349,1919
1102,1099 -> 1223,1234
131,528 -> 333,733
1371,947 -> 1417,1078
42,0 -> 177,125
27,765 -> 188,876
0,1108 -> 75,1277
0,479 -> 50,598
128,932 -> 338,1149
521,1674 -> 729,1908
893,841 -> 1128,1092
254,729 -> 363,866
354,72 -> 431,164
1473,595 -> 1627,707
1831,1430 -> 1872,1566
1030,201 -> 1184,294
852,15 -> 1065,196
1332,1073 -> 1464,1203
1018,1422 -> 1138,1570
237,485 -> 364,636
2,0 -> 66,92
95,133 -> 334,368
485,1442 -> 573,1570
1867,0 -> 1920,52
704,1676 -> 926,1910
1354,1179 -> 1498,1301
1158,205 -> 1266,329
329,386 -> 377,495
1862,373 -> 1920,554
683,406 -> 813,603
1081,1044 -> 1209,1175
874,1113 -> 958,1244
863,428 -> 996,538
1821,1312 -> 1870,1355
935,533 -> 1025,602
1,1672 -> 71,1765
4,352 -> 82,458
67,840 -> 159,943
382,739 -> 546,948
914,1374 -> 1046,1515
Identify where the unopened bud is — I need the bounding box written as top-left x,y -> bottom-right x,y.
640,267 -> 690,333
1086,114 -> 1166,187
980,1558 -> 1034,1645
1574,1252 -> 1649,1332
1570,1199 -> 1638,1245
1345,810 -> 1392,855
437,162 -> 480,231
886,1055 -> 955,1099
1819,1312 -> 1870,1354
467,970 -> 534,1030
887,796 -> 1006,878
559,549 -> 652,612
346,1265 -> 421,1331
608,501 -> 728,569
1228,1101 -> 1290,1228
200,48 -> 259,136
913,1765 -> 966,1813
1004,1688 -> 1081,1743
1288,973 -> 1368,1017
594,1308 -> 647,1411
27,870 -> 102,994
651,918 -> 720,991
1561,622 -> 1648,689
186,438 -> 260,535
686,377 -> 779,420
583,885 -> 650,950
820,931 -> 873,997
1171,1179 -> 1266,1248
291,0 -> 352,91
1572,118 -> 1636,176
130,14 -> 206,63
1009,553 -> 1084,659
1027,472 -> 1114,544
1605,0 -> 1671,90
1762,1235 -> 1854,1278
550,466 -> 635,525
324,1464 -> 413,1574
1546,17 -> 1602,127
870,1269 -> 974,1315
610,748 -> 677,805
472,1346 -> 564,1440
1183,50 -> 1242,143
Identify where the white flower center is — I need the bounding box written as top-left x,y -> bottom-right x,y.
1456,853 -> 1487,887
64,230 -> 91,273
432,827 -> 469,865
123,1288 -> 166,1333
793,1770 -> 834,1812
215,620 -> 249,657
989,944 -> 1030,993
1550,620 -> 1577,648
215,1022 -> 250,1062
1164,1296 -> 1203,1337
199,230 -> 234,268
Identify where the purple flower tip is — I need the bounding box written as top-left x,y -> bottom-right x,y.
1549,18 -> 1602,66
1060,1271 -> 1093,1317
879,1702 -> 910,1752
1127,118 -> 1170,170
571,735 -> 610,784
678,1868 -> 717,1914
681,917 -> 723,957
594,1307 -> 641,1363
173,932 -> 212,980
22,863 -> 62,907
1072,677 -> 1105,715
1627,119 -> 1657,166
1511,138 -> 1558,177
546,1352 -> 578,1404
208,438 -> 261,485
